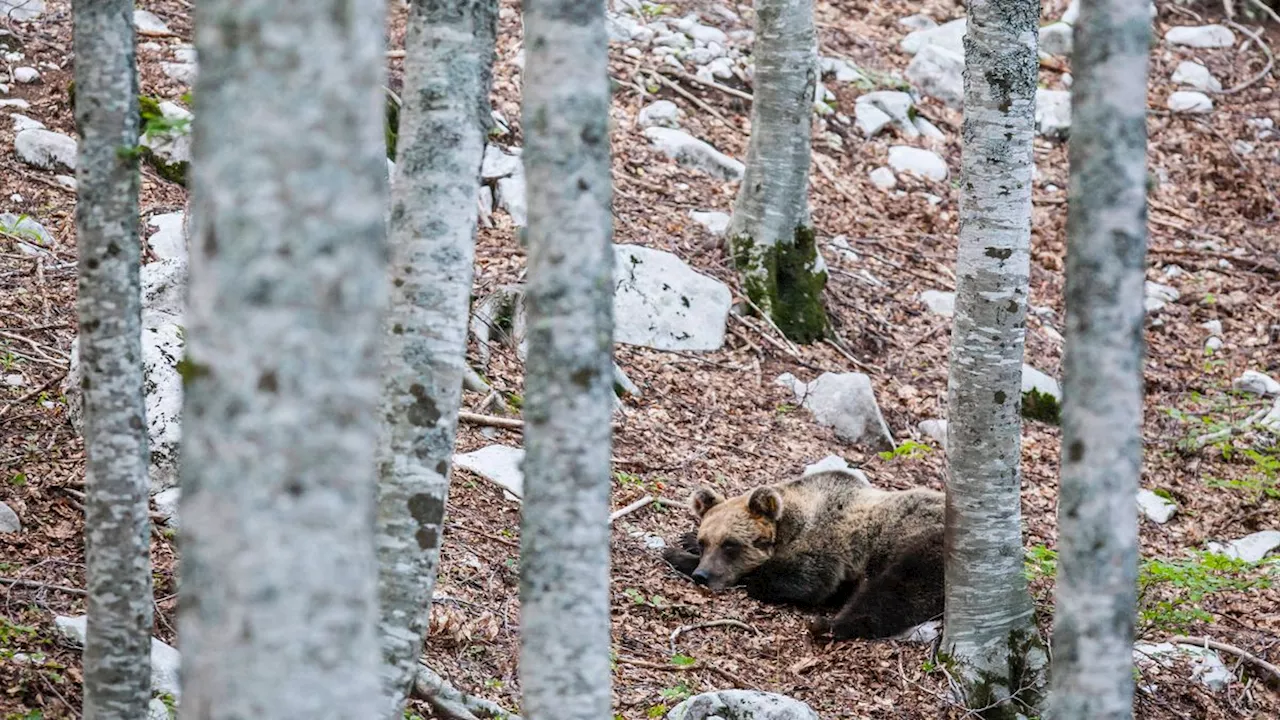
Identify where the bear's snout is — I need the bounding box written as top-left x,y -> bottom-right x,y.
691,569 -> 710,586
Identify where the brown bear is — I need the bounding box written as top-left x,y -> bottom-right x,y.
661,468 -> 944,640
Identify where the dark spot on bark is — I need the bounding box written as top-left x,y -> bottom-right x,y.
86,258 -> 99,270
1068,441 -> 1085,462
1007,300 -> 1018,313
408,493 -> 444,525
106,242 -> 121,257
394,278 -> 405,287
571,367 -> 596,388
407,383 -> 441,426
257,371 -> 278,393
416,527 -> 439,551
284,479 -> 305,497
436,460 -> 448,475
392,324 -> 404,334
995,390 -> 1007,404
80,375 -> 91,389
578,177 -> 589,191
204,227 -> 218,257
985,247 -> 1013,260
83,318 -> 100,333
129,414 -> 144,431
580,120 -> 604,146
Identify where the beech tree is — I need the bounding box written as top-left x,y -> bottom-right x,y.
727,0 -> 827,343
178,0 -> 389,716
518,0 -> 615,718
72,1 -> 153,716
1048,0 -> 1151,716
375,0 -> 497,716
941,0 -> 1047,715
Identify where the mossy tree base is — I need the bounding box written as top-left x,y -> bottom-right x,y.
732,224 -> 829,344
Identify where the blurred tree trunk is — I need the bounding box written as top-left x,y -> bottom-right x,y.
375,0 -> 497,716
1048,0 -> 1150,716
728,0 -> 827,344
941,0 -> 1047,716
72,1 -> 153,717
518,0 -> 614,718
178,0 -> 390,716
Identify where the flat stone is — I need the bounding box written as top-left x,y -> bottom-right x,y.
1039,23 -> 1073,56
160,62 -> 195,84
1232,370 -> 1280,396
688,210 -> 730,237
905,43 -> 964,108
153,487 -> 181,528
1135,642 -> 1233,691
0,213 -> 53,249
480,143 -> 522,179
854,102 -> 893,137
15,128 -> 77,171
496,170 -> 527,227
11,112 -> 44,132
868,166 -> 897,191
0,500 -> 20,533
12,66 -> 38,83
888,146 -> 948,181
896,620 -> 941,644
1208,530 -> 1280,563
1168,91 -> 1213,114
0,98 -> 31,110
668,690 -> 819,720
919,289 -> 955,317
918,418 -> 948,450
147,212 -> 187,262
453,445 -> 525,501
638,100 -> 682,128
1144,281 -> 1180,312
133,10 -> 171,35
0,0 -> 44,22
776,372 -> 895,450
914,116 -> 945,139
1200,319 -> 1223,336
900,17 -> 966,56
1137,489 -> 1177,524
856,91 -> 917,137
1171,61 -> 1222,93
819,56 -> 865,84
644,127 -> 744,180
1205,336 -> 1223,352
614,244 -> 732,351
1165,24 -> 1235,48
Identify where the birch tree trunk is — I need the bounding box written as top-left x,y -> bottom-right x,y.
941,0 -> 1046,715
179,0 -> 389,716
519,0 -> 614,718
727,0 -> 827,344
1048,0 -> 1150,716
375,0 -> 497,716
72,2 -> 153,717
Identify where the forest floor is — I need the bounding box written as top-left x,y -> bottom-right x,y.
3,0 -> 1279,718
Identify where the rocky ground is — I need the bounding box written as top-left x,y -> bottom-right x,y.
2,0 -> 1279,718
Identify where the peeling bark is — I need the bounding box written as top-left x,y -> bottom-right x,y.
1048,0 -> 1150,716
941,0 -> 1047,715
73,1 -> 153,717
179,0 -> 389,716
518,0 -> 614,718
375,1 -> 497,717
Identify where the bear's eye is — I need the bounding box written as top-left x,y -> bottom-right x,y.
719,539 -> 743,554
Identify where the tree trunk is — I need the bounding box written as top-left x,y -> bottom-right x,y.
375,0 -> 497,716
941,0 -> 1047,715
178,1 -> 389,716
1048,0 -> 1150,716
72,2 -> 153,717
518,0 -> 614,718
727,0 -> 826,344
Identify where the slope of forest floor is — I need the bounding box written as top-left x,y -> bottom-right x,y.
2,0 -> 1279,718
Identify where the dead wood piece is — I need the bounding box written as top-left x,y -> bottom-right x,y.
0,577 -> 87,596
1166,636 -> 1280,686
615,654 -> 753,689
458,411 -> 524,430
609,495 -> 655,523
414,664 -> 523,720
670,619 -> 759,655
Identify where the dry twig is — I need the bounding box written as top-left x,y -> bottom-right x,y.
616,654 -> 754,689
458,411 -> 524,430
609,495 -> 655,523
1167,636 -> 1280,686
669,619 -> 758,655
0,577 -> 87,596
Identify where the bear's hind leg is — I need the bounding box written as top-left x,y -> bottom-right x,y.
813,538 -> 943,640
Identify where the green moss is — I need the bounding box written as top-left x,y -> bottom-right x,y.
385,90 -> 400,161
1021,388 -> 1061,425
732,226 -> 828,344
143,148 -> 189,186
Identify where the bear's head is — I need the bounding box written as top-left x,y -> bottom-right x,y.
685,485 -> 783,591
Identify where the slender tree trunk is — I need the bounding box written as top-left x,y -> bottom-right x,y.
1048,0 -> 1150,716
73,2 -> 153,717
727,0 -> 826,344
518,0 -> 614,718
179,1 -> 389,716
375,0 -> 497,716
941,0 -> 1046,715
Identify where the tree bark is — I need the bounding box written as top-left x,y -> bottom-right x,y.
941,0 -> 1047,715
375,1 -> 497,717
518,0 -> 614,718
727,0 -> 827,344
1048,0 -> 1150,716
73,2 -> 154,717
178,0 -> 389,716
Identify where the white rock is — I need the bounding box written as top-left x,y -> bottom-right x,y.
1261,397 -> 1280,433
1168,91 -> 1213,114
888,146 -> 948,181
1165,25 -> 1235,48
1208,530 -> 1280,563
138,102 -> 191,180
1039,23 -> 1073,56
15,128 -> 77,171
153,487 -> 181,528
855,102 -> 893,137
614,244 -> 732,351
4,373 -> 22,386
1144,281 -> 1180,312
1036,89 -> 1072,139
496,170 -> 527,227
147,212 -> 187,262
1022,364 -> 1061,402
453,445 -> 524,500
173,45 -> 197,64
898,14 -> 938,31
905,44 -> 965,108
688,210 -> 730,237
0,0 -> 44,21
687,23 -> 728,46
643,127 -> 744,180
1205,336 -> 1223,352
638,100 -> 682,128
0,98 -> 32,110
480,143 -> 522,179
0,501 -> 20,533
0,213 -> 53,251
777,372 -> 895,450
819,56 -> 865,84
668,690 -> 819,720
1061,0 -> 1081,24
148,699 -> 171,720
1171,61 -> 1222,93
896,620 -> 941,644
54,615 -> 182,698
827,235 -> 858,263
914,116 -> 945,139
900,17 -> 966,56
868,166 -> 897,191
12,66 -> 38,83
856,91 -> 918,137
133,10 -> 170,35
706,57 -> 734,79
1135,642 -> 1233,691
801,456 -> 869,486
1232,370 -> 1280,396
918,418 -> 948,450
1136,489 -> 1177,524
607,13 -> 646,42
1200,319 -> 1223,335
919,289 -> 955,317
160,62 -> 195,84
10,112 -> 44,132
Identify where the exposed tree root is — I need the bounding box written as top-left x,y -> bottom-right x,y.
414,664 -> 523,720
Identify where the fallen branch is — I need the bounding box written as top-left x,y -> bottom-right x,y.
1192,405 -> 1270,449
458,411 -> 524,430
609,495 -> 655,523
0,577 -> 87,596
414,663 -> 523,720
615,654 -> 753,689
1167,636 -> 1280,686
657,67 -> 753,102
1218,21 -> 1274,95
670,619 -> 758,655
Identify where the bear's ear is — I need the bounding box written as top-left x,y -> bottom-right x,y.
690,488 -> 725,518
748,487 -> 783,521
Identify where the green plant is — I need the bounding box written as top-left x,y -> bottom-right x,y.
0,618 -> 37,644
670,653 -> 695,667
1137,550 -> 1275,632
878,439 -> 932,462
9,472 -> 27,487
659,682 -> 693,702
1023,545 -> 1057,581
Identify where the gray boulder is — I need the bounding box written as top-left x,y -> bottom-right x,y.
0,501 -> 19,533
639,100 -> 683,128
919,289 -> 955,317
668,690 -> 819,720
1232,370 -> 1280,396
15,128 -> 77,171
1171,61 -> 1222,93
453,445 -> 525,501
1208,530 -> 1280,563
776,372 -> 895,450
1136,489 -> 1177,524
55,615 -> 182,699
900,17 -> 966,56
1035,89 -> 1072,139
1168,91 -> 1213,114
855,91 -> 918,138
1039,22 -> 1073,56
688,210 -> 730,237
614,244 -> 732,351
1165,25 -> 1235,48
888,146 -> 948,182
643,127 -> 744,180
905,44 -> 964,108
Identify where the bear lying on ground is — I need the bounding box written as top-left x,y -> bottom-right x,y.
661,468 -> 944,640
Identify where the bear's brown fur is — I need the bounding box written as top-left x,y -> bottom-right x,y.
662,469 -> 944,640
